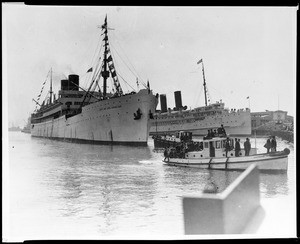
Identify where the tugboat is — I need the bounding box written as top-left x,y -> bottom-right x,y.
163,133 -> 290,172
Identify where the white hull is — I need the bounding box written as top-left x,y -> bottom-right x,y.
164,153 -> 288,171
31,90 -> 157,145
150,110 -> 251,136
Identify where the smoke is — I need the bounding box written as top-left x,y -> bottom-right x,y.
32,58 -> 82,97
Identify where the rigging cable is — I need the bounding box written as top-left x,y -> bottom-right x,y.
111,31 -> 148,88
109,34 -> 147,88
117,71 -> 136,92
36,70 -> 51,102
109,42 -> 139,86
83,36 -> 103,89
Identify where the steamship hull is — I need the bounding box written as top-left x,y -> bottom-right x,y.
31,90 -> 158,145
150,91 -> 251,136
150,110 -> 251,136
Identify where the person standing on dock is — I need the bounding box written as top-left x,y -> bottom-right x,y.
235,138 -> 241,157
244,138 -> 251,156
264,137 -> 271,153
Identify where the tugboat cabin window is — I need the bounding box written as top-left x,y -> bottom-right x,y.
216,141 -> 221,149
204,142 -> 209,148
222,140 -> 226,148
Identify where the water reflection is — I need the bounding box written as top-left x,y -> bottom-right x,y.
204,170 -> 241,193
161,162 -> 290,198
259,172 -> 288,197
33,140 -> 160,234
7,133 -> 295,237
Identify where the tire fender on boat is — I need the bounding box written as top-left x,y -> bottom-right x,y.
284,148 -> 290,155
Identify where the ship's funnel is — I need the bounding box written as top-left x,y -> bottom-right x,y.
68,74 -> 79,91
174,91 -> 182,110
61,74 -> 80,91
61,79 -> 69,90
160,94 -> 167,113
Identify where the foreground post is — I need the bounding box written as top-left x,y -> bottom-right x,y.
183,164 -> 261,234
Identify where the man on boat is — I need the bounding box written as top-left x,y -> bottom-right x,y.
235,138 -> 241,157
218,124 -> 226,137
204,129 -> 212,140
221,124 -> 226,135
270,136 -> 277,152
164,147 -> 170,162
264,137 -> 271,153
244,138 -> 251,156
225,137 -> 231,157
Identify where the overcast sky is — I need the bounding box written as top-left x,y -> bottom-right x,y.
3,4 -> 297,127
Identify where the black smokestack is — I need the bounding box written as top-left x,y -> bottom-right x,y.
68,74 -> 79,91
160,94 -> 167,113
174,91 -> 182,110
61,79 -> 69,90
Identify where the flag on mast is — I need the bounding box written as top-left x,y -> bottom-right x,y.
246,96 -> 250,99
197,59 -> 203,64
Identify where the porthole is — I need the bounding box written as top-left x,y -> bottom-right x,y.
231,153 -> 233,156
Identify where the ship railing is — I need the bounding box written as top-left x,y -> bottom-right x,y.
225,108 -> 249,114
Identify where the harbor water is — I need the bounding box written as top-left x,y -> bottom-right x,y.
4,132 -> 296,240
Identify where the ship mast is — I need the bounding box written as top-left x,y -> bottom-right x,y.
102,15 -> 109,99
50,67 -> 53,103
201,60 -> 208,107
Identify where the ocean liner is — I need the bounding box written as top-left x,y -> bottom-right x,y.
31,16 -> 158,145
150,59 -> 251,136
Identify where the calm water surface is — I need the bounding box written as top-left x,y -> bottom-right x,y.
5,132 -> 295,240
